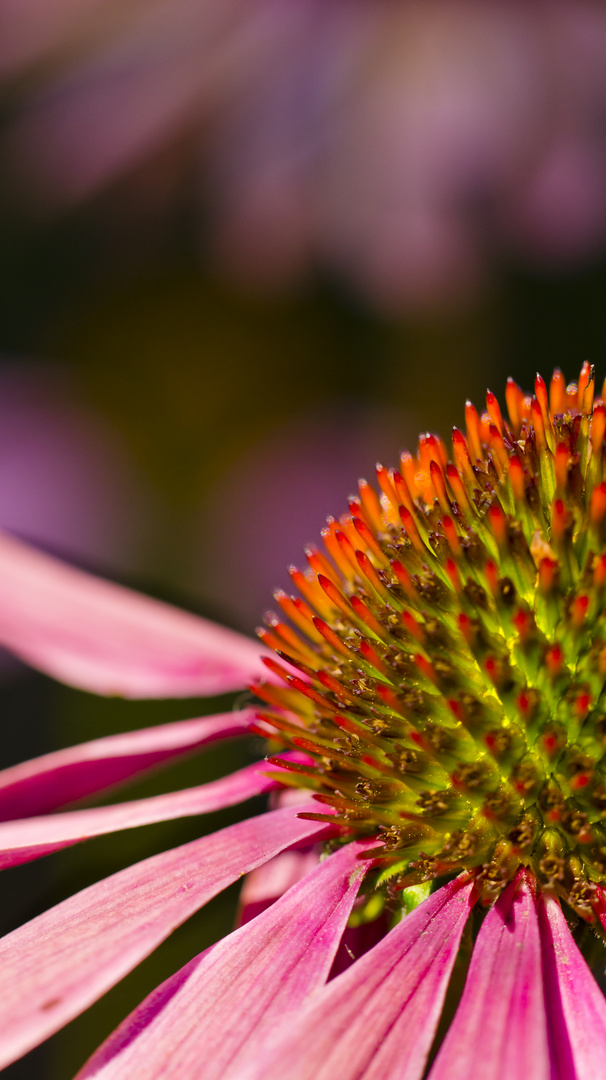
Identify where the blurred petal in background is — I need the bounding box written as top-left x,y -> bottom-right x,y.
2,0 -> 606,308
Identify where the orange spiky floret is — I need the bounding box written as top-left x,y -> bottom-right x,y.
256,366 -> 606,919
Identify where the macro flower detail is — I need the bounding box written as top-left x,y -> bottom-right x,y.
254,360 -> 606,918
2,365 -> 606,1077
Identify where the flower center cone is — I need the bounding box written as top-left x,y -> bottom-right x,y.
253,363 -> 606,920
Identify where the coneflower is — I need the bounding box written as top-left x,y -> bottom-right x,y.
1,366 -> 606,1079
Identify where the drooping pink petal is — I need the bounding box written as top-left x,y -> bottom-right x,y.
0,708 -> 255,820
0,759 -> 288,868
0,530 -> 266,697
0,803 -> 326,1070
539,891 -> 606,1078
429,872 -> 550,1080
234,874 -> 476,1080
77,839 -> 373,1080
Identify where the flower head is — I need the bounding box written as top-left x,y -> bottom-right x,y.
254,360 -> 606,919
2,365 -> 606,1078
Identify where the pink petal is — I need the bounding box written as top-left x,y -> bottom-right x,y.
539,892 -> 606,1077
236,874 -> 476,1080
77,839 -> 373,1080
0,803 -> 326,1069
0,530 -> 266,697
0,759 -> 288,868
0,708 -> 254,820
429,873 -> 550,1080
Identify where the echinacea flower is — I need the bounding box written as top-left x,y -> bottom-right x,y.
3,365 -> 606,1077
3,1 -> 606,307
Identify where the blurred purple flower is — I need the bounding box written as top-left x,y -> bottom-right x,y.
3,0 -> 606,308
0,363 -> 151,572
0,362 -> 154,681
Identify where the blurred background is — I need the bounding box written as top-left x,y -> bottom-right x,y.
0,1 -> 606,1075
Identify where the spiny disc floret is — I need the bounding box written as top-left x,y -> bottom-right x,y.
255,365 -> 606,919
